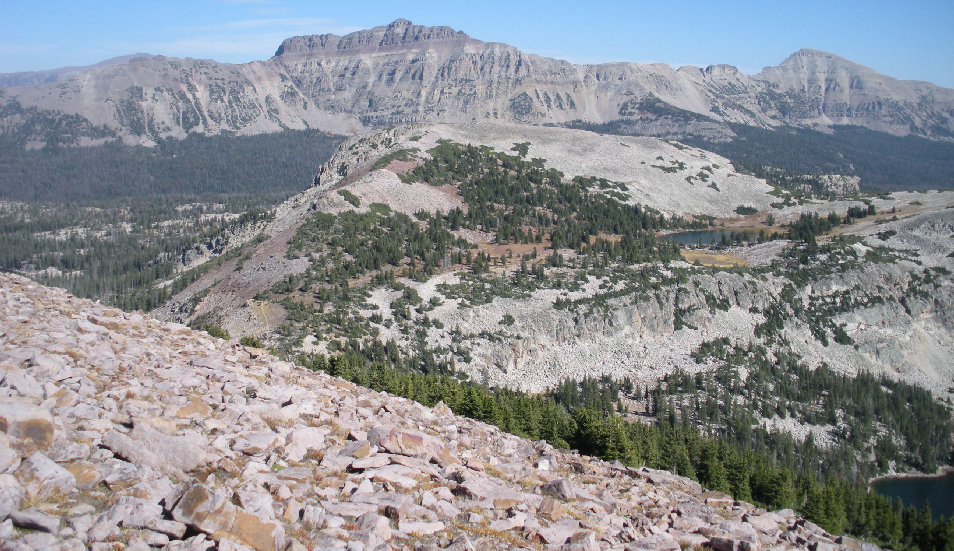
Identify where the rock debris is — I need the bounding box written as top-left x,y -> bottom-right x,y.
0,273 -> 874,550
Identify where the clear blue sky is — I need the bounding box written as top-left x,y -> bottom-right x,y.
2,0 -> 953,88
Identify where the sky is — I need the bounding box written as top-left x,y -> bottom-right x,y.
1,0 -> 953,88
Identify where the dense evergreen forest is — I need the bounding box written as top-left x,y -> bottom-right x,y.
0,130 -> 344,201
298,352 -> 954,551
0,196 -> 276,311
0,129 -> 343,309
688,125 -> 954,192
566,119 -> 954,191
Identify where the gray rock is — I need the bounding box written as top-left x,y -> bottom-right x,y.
106,496 -> 163,528
87,517 -> 122,542
0,436 -> 19,474
397,520 -> 444,536
284,427 -> 328,462
46,441 -> 90,463
148,518 -> 188,539
233,431 -> 281,455
627,533 -> 681,551
356,512 -> 392,541
563,530 -> 600,551
1,369 -> 44,398
10,508 -> 60,533
0,518 -> 14,540
67,514 -> 93,538
537,519 -> 580,544
350,455 -> 389,470
0,473 -> 24,517
15,531 -> 59,549
541,478 -> 576,501
237,486 -> 277,520
101,421 -> 215,478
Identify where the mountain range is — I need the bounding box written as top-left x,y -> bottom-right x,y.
1,18 -> 953,150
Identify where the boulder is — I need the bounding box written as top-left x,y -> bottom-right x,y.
0,403 -> 54,454
10,508 -> 60,533
541,478 -> 576,501
368,425 -> 459,466
105,496 -> 164,528
0,474 -> 24,517
284,427 -> 328,462
14,451 -> 75,496
101,421 -> 215,478
232,431 -> 281,455
172,483 -> 285,551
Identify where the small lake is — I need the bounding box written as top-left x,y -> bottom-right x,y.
870,471 -> 954,520
661,229 -> 761,246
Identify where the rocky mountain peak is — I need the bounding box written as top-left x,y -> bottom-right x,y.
273,18 -> 472,58
771,48 -> 867,73
703,63 -> 741,76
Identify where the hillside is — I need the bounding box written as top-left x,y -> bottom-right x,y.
0,272 -> 869,550
2,19 -> 953,153
138,123 -> 954,522
155,123 -> 954,400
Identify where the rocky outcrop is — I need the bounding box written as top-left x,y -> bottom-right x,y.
2,20 -> 953,148
0,272 -> 867,549
274,19 -> 471,57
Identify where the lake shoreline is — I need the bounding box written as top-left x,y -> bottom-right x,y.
868,465 -> 954,487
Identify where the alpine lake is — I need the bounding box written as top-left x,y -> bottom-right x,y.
870,471 -> 954,520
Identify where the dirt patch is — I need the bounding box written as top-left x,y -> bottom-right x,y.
385,159 -> 421,175
681,249 -> 748,267
436,183 -> 464,203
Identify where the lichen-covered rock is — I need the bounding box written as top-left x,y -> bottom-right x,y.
14,452 -> 75,497
0,403 -> 54,454
171,484 -> 285,551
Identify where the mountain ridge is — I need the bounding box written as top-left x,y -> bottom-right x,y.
1,19 -> 952,149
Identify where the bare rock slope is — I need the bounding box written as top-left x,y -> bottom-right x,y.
0,273 -> 865,550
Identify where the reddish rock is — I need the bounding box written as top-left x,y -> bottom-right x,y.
171,483 -> 285,551
368,425 -> 460,466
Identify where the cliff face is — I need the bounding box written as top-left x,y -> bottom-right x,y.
2,20 -> 952,149
755,49 -> 954,135
0,273 -> 861,550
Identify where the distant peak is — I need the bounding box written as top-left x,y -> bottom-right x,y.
778,48 -> 852,67
273,19 -> 472,58
791,48 -> 835,57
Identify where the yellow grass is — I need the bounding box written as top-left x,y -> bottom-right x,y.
680,249 -> 748,268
